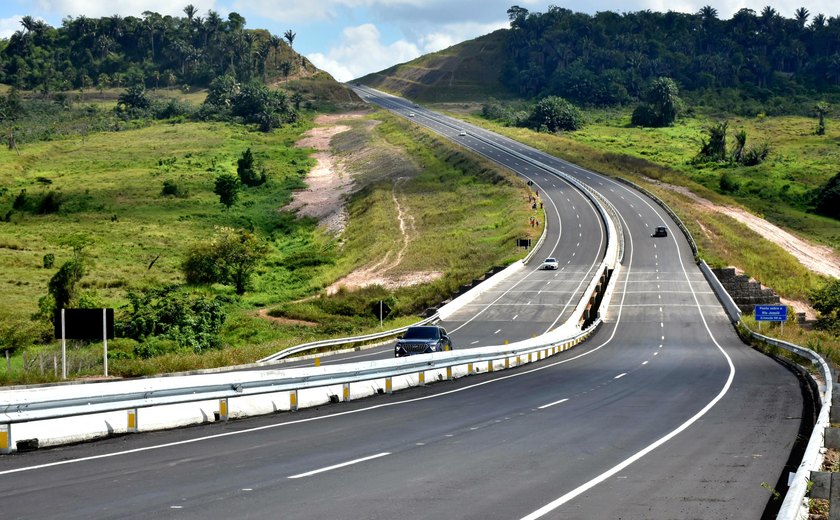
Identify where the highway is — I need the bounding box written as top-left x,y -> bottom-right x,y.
0,88 -> 808,519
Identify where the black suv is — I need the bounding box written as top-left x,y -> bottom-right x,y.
652,225 -> 668,237
395,326 -> 452,357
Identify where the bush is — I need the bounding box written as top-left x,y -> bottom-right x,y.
237,148 -> 267,187
526,96 -> 584,132
182,227 -> 268,295
161,179 -> 188,198
719,171 -> 739,193
814,172 -> 840,220
117,285 -> 227,353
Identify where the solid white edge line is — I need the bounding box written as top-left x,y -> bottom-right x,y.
538,398 -> 568,410
519,162 -> 735,520
287,452 -> 391,479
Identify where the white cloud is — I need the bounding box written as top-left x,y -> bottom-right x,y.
417,21 -> 508,54
308,23 -> 420,82
32,0 -> 217,19
0,16 -> 23,39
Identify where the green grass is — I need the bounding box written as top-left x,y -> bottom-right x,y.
0,106 -> 533,383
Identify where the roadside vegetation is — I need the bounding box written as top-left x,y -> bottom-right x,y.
0,92 -> 531,383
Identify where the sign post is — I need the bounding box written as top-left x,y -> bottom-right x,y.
55,308 -> 114,378
754,305 -> 787,333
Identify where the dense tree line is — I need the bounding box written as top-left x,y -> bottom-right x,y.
0,6 -> 308,91
504,5 -> 840,112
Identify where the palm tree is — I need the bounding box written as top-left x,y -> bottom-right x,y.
795,7 -> 810,28
815,102 -> 830,135
20,15 -> 36,34
183,4 -> 197,23
269,35 -> 282,68
811,14 -> 827,29
284,29 -> 296,48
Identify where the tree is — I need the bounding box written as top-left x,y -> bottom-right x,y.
527,96 -> 584,132
695,121 -> 728,162
815,101 -> 830,135
810,278 -> 840,333
814,172 -> 840,219
632,77 -> 683,127
794,7 -> 810,27
283,29 -> 296,48
237,147 -> 266,186
183,227 -> 268,294
116,84 -> 150,113
214,173 -> 240,208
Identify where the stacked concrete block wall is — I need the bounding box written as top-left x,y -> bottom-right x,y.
711,267 -> 781,315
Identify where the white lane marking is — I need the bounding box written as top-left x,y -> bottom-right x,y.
288,452 -> 390,479
470,340 -> 480,345
654,352 -> 659,356
242,488 -> 253,491
520,173 -> 735,520
494,329 -> 502,334
660,322 -> 664,328
642,361 -> 649,365
614,373 -> 626,379
512,315 -> 519,320
538,398 -> 569,409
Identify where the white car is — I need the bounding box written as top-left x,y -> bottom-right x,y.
408,112 -> 416,117
459,130 -> 467,136
541,257 -> 559,270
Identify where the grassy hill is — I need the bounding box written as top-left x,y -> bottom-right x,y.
357,30 -> 511,102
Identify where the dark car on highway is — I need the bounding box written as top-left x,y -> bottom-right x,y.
652,225 -> 668,237
395,326 -> 452,357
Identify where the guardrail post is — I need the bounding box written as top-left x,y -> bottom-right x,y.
832,384 -> 840,424
467,362 -> 473,374
386,377 -> 393,394
218,398 -> 229,422
528,353 -> 533,363
127,409 -> 138,433
0,423 -> 10,454
418,371 -> 425,386
446,367 -> 453,380
343,383 -> 351,402
808,471 -> 840,519
487,360 -> 494,373
290,390 -> 298,412
505,357 -> 510,369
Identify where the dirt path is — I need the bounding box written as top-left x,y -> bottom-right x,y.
659,182 -> 840,279
325,179 -> 441,294
285,114 -> 365,234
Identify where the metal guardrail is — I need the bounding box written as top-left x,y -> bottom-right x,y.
0,323 -> 600,426
258,314 -> 439,363
701,263 -> 830,520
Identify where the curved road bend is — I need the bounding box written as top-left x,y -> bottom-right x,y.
0,90 -> 806,520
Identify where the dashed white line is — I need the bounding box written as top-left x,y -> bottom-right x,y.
614,373 -> 627,379
538,398 -> 569,410
494,329 -> 502,334
642,361 -> 649,366
288,452 -> 391,479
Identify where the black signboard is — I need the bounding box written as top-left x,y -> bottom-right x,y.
371,301 -> 392,321
517,238 -> 532,249
54,309 -> 115,340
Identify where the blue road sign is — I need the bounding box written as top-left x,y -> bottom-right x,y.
754,305 -> 787,322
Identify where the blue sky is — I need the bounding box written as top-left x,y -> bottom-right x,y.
1,1 -> 837,82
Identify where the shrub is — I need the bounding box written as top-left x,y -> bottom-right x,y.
161,179 -> 188,198
118,285 -> 227,353
526,96 -> 584,132
237,148 -> 267,187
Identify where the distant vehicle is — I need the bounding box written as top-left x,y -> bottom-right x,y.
541,257 -> 559,270
459,130 -> 467,136
409,112 -> 416,117
652,226 -> 668,237
395,326 -> 452,357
